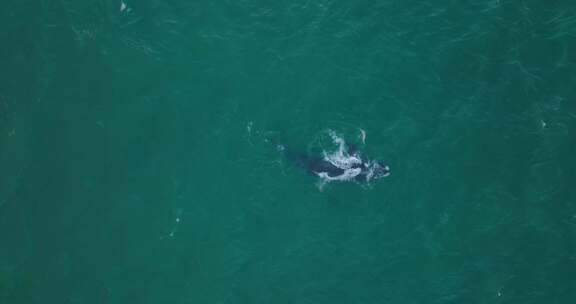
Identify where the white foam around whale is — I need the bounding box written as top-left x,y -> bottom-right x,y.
316,130 -> 364,182
316,129 -> 389,186
323,130 -> 362,169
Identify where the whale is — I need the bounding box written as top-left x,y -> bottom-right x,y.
276,142 -> 390,183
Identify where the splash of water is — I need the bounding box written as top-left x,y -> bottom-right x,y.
323,130 -> 362,170
316,129 -> 390,186
316,130 -> 364,182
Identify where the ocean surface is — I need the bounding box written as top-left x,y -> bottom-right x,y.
1,0 -> 575,303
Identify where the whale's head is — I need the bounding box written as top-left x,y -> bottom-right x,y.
373,163 -> 391,178
363,161 -> 390,181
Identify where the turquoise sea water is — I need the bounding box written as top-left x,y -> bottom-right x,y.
1,0 -> 575,303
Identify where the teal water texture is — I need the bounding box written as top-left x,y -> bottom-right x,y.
1,0 -> 576,303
